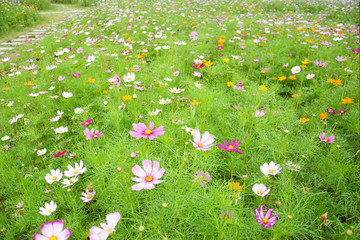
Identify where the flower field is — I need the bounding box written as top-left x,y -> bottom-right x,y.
0,0 -> 359,239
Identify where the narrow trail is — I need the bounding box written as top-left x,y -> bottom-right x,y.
0,4 -> 86,59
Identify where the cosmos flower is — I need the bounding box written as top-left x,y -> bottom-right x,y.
260,162 -> 281,176
219,210 -> 234,222
61,176 -> 79,188
129,122 -> 165,140
39,201 -> 57,216
286,161 -> 301,172
81,119 -> 92,127
54,126 -> 68,134
84,128 -> 94,140
54,150 -> 66,158
255,205 -> 278,228
191,170 -> 211,187
131,160 -> 165,191
33,220 -> 72,240
252,184 -> 270,197
189,129 -> 215,151
64,160 -> 87,177
80,189 -> 96,203
254,110 -> 266,117
291,66 -> 301,74
37,148 -> 47,156
314,60 -> 328,67
319,133 -> 335,143
337,108 -> 347,115
45,169 -> 62,184
112,74 -> 121,87
169,87 -> 185,93
218,139 -> 243,153
122,72 -> 135,82
89,212 -> 121,240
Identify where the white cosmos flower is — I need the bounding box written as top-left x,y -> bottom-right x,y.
45,169 -> 62,184
74,108 -> 84,114
306,74 -> 315,79
159,98 -> 171,104
1,136 -> 10,141
149,109 -> 162,116
1,57 -> 11,62
260,161 -> 282,176
291,66 -> 301,74
64,160 -> 87,178
122,72 -> 135,83
39,200 -> 57,216
37,148 -> 47,156
54,126 -> 68,134
62,176 -> 79,188
62,92 -> 73,98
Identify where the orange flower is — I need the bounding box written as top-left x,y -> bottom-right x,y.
87,78 -> 95,83
204,60 -> 213,67
190,100 -> 201,106
103,90 -> 108,94
320,113 -> 328,120
300,65 -> 307,68
299,118 -> 309,123
301,59 -> 309,64
222,58 -> 230,62
289,75 -> 296,80
342,97 -> 354,104
228,182 -> 243,191
278,76 -> 286,81
227,81 -> 234,87
292,94 -> 299,98
122,95 -> 131,101
2,87 -> 8,91
333,79 -> 342,86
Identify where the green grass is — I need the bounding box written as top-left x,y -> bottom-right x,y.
0,0 -> 359,239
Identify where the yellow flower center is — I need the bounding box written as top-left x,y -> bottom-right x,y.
145,129 -> 152,135
87,194 -> 92,199
269,169 -> 274,173
128,78 -> 131,80
258,190 -> 263,194
94,135 -> 98,138
50,236 -> 57,240
52,176 -> 57,180
85,122 -> 89,125
146,175 -> 153,182
69,180 -> 73,184
106,228 -> 112,232
198,143 -> 203,147
228,145 -> 233,150
262,218 -> 268,224
319,64 -> 322,66
291,164 -> 297,168
48,209 -> 52,213
74,170 -> 78,174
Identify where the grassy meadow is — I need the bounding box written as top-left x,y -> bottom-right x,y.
0,0 -> 359,239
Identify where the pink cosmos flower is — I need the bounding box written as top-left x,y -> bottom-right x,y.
84,128 -> 94,140
314,60 -> 328,67
33,220 -> 72,240
319,133 -> 335,143
129,122 -> 165,140
90,130 -> 103,139
191,170 -> 211,187
77,47 -> 83,53
72,73 -> 80,78
54,150 -> 67,158
89,212 -> 121,240
58,76 -> 65,81
254,110 -> 266,117
253,58 -> 260,62
217,46 -> 224,50
218,139 -> 243,153
81,119 -> 92,127
173,70 -> 180,76
255,205 -> 278,228
112,74 -> 121,87
131,160 -> 165,191
189,129 -> 215,151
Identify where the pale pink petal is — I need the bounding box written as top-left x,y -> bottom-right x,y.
106,212 -> 121,229
132,182 -> 146,191
142,160 -> 153,175
152,161 -> 160,176
56,228 -> 72,240
131,177 -> 144,183
132,165 -> 146,177
40,221 -> 54,237
143,182 -> 155,189
133,123 -> 147,132
149,122 -> 155,130
154,168 -> 165,179
34,234 -> 48,240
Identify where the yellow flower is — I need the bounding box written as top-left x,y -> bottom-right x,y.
190,100 -> 201,106
259,85 -> 268,91
222,58 -> 230,62
122,95 -> 131,101
292,94 -> 299,98
204,60 -> 213,67
289,75 -> 296,80
227,81 -> 234,87
278,76 -> 287,81
2,87 -> 8,91
301,59 -> 309,64
319,113 -> 328,120
341,97 -> 354,104
103,90 -> 108,94
299,118 -> 309,123
300,65 -> 307,68
87,78 -> 95,83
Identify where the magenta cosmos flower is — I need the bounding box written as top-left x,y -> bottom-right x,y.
54,150 -> 66,158
319,133 -> 335,143
81,119 -> 92,127
189,129 -> 215,151
218,139 -> 243,153
255,205 -> 278,228
34,220 -> 72,240
129,122 -> 165,140
314,60 -> 328,67
131,160 -> 165,191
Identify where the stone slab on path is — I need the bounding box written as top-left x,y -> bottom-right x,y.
1,42 -> 24,46
0,47 -> 15,51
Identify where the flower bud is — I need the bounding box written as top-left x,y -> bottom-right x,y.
346,230 -> 353,237
275,200 -> 281,208
139,226 -> 144,232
